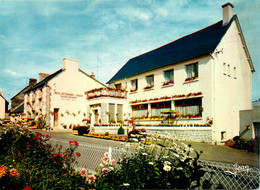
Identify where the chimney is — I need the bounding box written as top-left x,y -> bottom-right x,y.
39,73 -> 50,82
90,72 -> 95,78
63,58 -> 79,72
222,2 -> 234,26
29,78 -> 37,86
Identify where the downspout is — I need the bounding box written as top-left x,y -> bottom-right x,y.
210,53 -> 216,144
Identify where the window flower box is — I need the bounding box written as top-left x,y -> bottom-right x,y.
130,89 -> 137,93
162,80 -> 174,86
185,77 -> 198,82
144,85 -> 154,90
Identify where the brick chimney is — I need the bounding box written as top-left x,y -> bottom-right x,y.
222,2 -> 234,26
63,58 -> 78,73
29,78 -> 37,86
39,73 -> 50,82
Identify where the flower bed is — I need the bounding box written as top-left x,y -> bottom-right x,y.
83,133 -> 128,142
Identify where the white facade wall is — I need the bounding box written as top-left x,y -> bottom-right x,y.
24,58 -> 105,130
213,21 -> 252,141
0,96 -> 6,119
111,55 -> 214,126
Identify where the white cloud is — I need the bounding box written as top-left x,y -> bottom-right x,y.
5,69 -> 20,77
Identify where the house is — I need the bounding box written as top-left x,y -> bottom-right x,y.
24,58 -> 128,130
107,2 -> 255,144
0,92 -> 9,119
10,78 -> 37,116
239,105 -> 260,139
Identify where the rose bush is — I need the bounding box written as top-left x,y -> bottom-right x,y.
0,126 -> 92,189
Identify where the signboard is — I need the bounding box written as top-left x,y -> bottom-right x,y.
54,91 -> 83,101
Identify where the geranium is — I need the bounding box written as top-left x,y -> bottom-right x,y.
163,165 -> 171,172
102,168 -> 108,174
69,141 -> 79,146
88,175 -> 96,181
0,165 -> 7,177
76,152 -> 81,157
24,186 -> 32,190
10,168 -> 19,177
111,159 -> 116,165
80,169 -> 86,176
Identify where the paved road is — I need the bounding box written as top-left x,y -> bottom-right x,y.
34,129 -> 259,168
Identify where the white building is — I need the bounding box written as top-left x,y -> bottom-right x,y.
24,58 -> 105,130
107,2 -> 255,143
0,92 -> 9,119
23,3 -> 255,143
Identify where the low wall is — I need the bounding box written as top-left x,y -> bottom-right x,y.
93,125 -> 212,142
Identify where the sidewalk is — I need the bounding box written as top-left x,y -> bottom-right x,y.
185,141 -> 259,168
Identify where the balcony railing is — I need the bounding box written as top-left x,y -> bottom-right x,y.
85,87 -> 127,100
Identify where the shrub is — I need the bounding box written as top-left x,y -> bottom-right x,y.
0,126 -> 92,189
117,126 -> 125,135
94,143 -> 223,189
232,136 -> 249,150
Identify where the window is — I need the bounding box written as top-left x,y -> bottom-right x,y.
145,75 -> 154,89
151,101 -> 171,116
223,63 -> 226,74
115,83 -> 121,90
175,98 -> 202,117
132,104 -> 148,118
164,69 -> 174,82
163,69 -> 174,86
221,131 -> 226,140
186,63 -> 198,79
130,79 -> 138,92
234,67 -> 236,78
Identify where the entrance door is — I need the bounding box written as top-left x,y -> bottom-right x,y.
54,108 -> 59,127
94,110 -> 99,124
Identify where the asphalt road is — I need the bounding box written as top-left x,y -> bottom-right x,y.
35,129 -> 259,168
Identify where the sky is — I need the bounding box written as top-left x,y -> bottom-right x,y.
0,0 -> 259,105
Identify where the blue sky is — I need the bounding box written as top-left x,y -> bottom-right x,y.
0,0 -> 259,105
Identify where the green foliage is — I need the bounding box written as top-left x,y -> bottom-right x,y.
232,136 -> 250,150
117,126 -> 125,135
0,126 -> 92,189
94,143 -> 220,189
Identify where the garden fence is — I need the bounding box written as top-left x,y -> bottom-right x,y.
49,138 -> 260,190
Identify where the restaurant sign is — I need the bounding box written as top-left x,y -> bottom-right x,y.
54,91 -> 83,101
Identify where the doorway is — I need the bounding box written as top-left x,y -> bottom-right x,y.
54,108 -> 59,127
94,110 -> 99,124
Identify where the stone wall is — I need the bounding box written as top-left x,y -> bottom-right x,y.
93,125 -> 212,142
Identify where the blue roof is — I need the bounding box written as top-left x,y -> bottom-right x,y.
108,16 -> 235,83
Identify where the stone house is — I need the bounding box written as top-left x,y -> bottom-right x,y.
24,58 -> 128,130
10,78 -> 37,115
